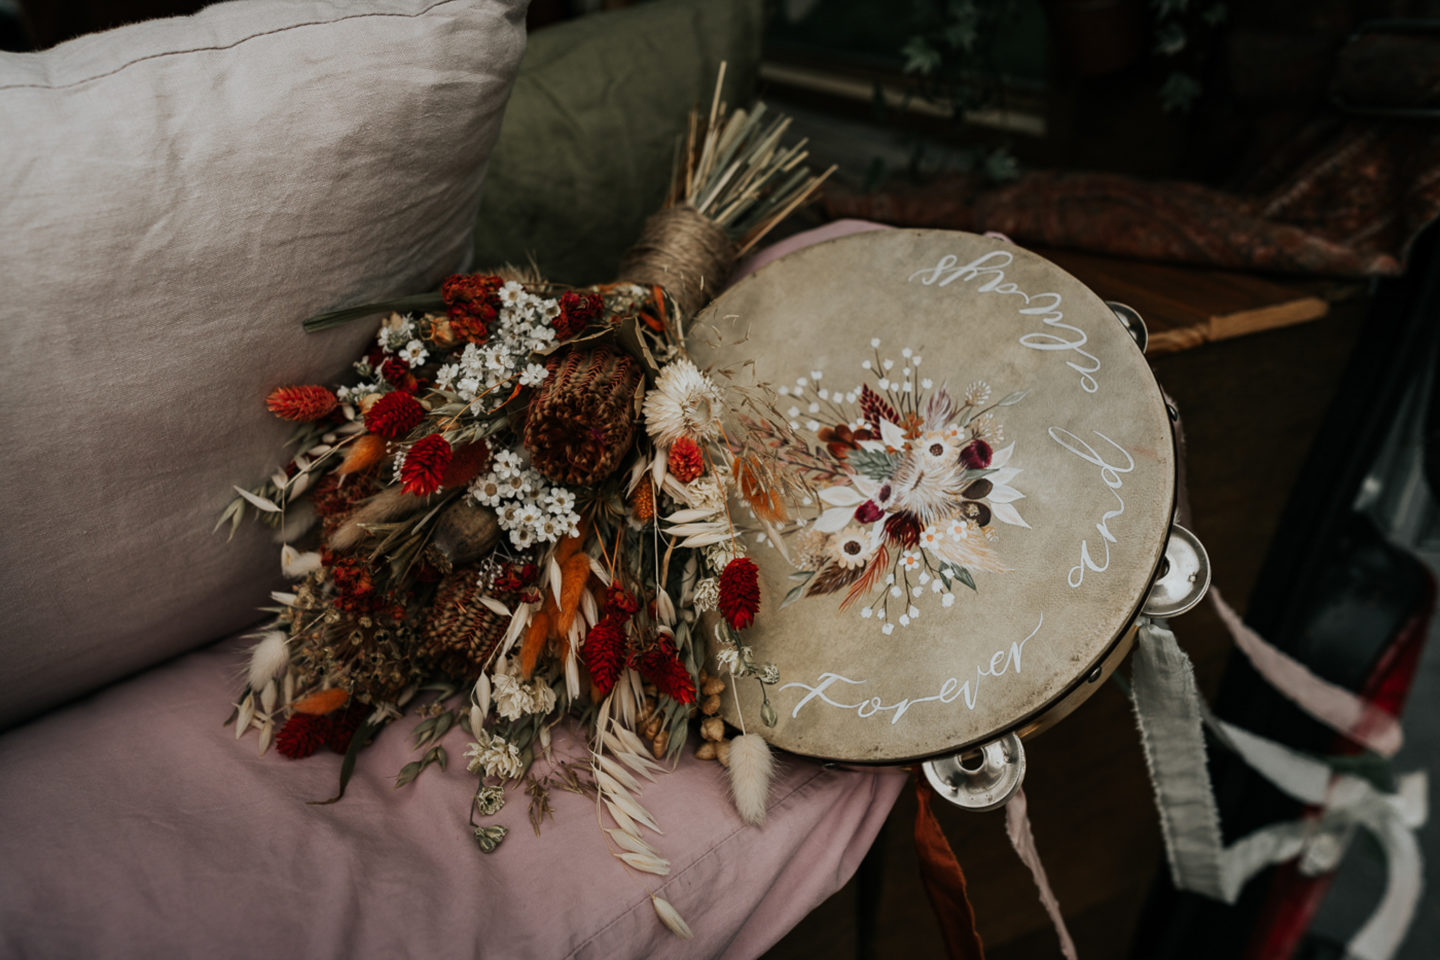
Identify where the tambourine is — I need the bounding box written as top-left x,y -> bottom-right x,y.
690,229 -> 1210,811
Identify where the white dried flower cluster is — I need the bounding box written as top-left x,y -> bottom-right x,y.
469,448 -> 582,549
691,578 -> 720,612
464,732 -> 523,781
703,542 -> 737,573
434,285 -> 559,404
491,668 -> 559,722
642,358 -> 724,446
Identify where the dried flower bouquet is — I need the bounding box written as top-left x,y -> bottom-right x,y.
219,69 -> 832,938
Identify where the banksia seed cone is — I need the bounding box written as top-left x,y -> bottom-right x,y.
266,385 -> 338,422
400,434 -> 453,496
719,557 -> 761,631
364,391 -> 425,439
666,436 -> 704,483
523,348 -> 642,486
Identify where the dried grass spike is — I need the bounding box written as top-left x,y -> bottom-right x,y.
727,733 -> 774,826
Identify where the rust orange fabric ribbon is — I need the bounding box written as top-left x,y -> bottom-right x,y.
913,775 -> 986,960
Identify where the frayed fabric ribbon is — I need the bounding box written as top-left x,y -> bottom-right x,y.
1004,789 -> 1078,960
1131,619 -> 1427,960
1209,587 -> 1403,757
913,777 -> 987,960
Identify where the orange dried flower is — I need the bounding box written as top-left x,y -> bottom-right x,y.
630,481 -> 655,523
292,687 -> 349,716
666,436 -> 704,483
266,385 -> 337,422
336,434 -> 387,475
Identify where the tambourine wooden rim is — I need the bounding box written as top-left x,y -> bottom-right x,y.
692,228 -> 1178,765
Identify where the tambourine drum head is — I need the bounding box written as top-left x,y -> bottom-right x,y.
690,229 -> 1175,763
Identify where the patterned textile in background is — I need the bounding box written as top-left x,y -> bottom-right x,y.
824,120 -> 1440,278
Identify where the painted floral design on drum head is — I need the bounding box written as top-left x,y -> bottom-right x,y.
763,345 -> 1032,635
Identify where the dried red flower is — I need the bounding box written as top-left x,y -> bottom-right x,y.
959,439 -> 993,470
492,561 -> 538,593
439,439 -> 491,489
441,273 -> 503,344
666,436 -> 704,483
364,391 -> 425,439
265,385 -> 338,422
400,434 -> 453,496
323,701 -> 370,754
718,557 -> 761,631
553,290 -> 604,340
635,635 -> 696,705
604,584 -> 640,619
584,618 -> 627,698
275,713 -> 327,759
884,511 -> 922,548
380,357 -> 411,384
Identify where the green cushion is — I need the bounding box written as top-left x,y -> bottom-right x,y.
473,0 -> 763,285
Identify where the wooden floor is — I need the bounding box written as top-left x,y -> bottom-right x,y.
764,282 -> 1369,959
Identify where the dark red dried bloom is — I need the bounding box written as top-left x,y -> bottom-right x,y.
553,290 -> 604,339
666,436 -> 704,484
400,434 -> 453,496
959,439 -> 993,470
584,619 -> 627,698
440,439 -> 491,489
604,584 -> 640,619
884,511 -> 921,548
635,635 -> 696,705
493,561 -> 538,593
326,552 -> 386,614
380,357 -> 411,384
859,385 -> 899,432
364,391 -> 425,439
854,500 -> 883,524
718,557 -> 761,631
276,713 -> 327,759
442,274 -> 504,344
323,701 -> 370,754
265,385 -> 338,422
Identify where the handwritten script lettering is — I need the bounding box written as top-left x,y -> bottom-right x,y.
909,251 -> 1100,393
1049,428 -> 1135,588
778,616 -> 1043,724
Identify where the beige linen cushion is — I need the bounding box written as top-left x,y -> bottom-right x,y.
0,0 -> 528,728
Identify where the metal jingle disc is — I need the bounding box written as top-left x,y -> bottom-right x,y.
1143,523 -> 1211,618
922,731 -> 1027,812
1108,301 -> 1149,353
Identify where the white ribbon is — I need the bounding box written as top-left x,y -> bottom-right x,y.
1131,619 -> 1427,960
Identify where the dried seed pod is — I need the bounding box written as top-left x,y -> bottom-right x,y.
637,697 -> 658,725
716,739 -> 731,767
523,347 -> 643,486
431,500 -> 501,565
700,716 -> 725,742
651,729 -> 670,759
696,741 -> 717,761
642,715 -> 663,741
701,694 -> 722,716
701,677 -> 726,697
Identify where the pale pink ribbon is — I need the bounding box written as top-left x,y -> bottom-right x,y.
1004,788 -> 1079,960
1209,587 -> 1403,757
